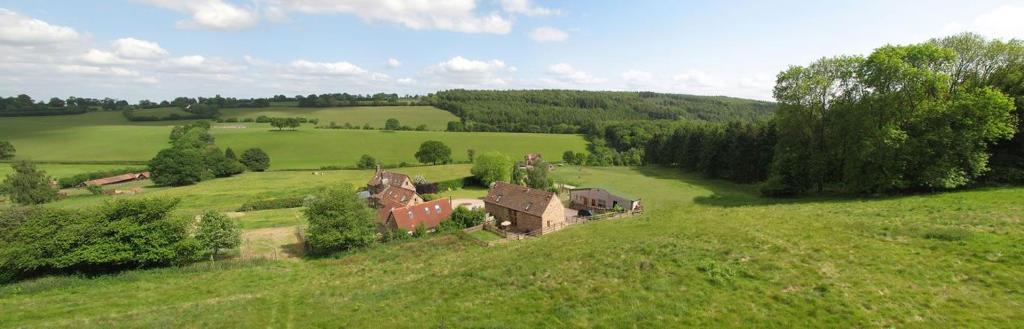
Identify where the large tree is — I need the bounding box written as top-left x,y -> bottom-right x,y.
471,151 -> 512,185
415,141 -> 452,165
1,161 -> 58,205
149,147 -> 205,186
195,211 -> 241,260
304,185 -> 377,254
240,148 -> 271,172
0,141 -> 14,160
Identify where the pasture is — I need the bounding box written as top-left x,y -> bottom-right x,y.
2,166 -> 1022,327
0,110 -> 586,170
219,106 -> 459,130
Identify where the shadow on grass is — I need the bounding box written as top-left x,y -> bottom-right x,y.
630,166 -> 919,208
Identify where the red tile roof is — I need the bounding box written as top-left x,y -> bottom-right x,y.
367,168 -> 412,190
388,199 -> 453,231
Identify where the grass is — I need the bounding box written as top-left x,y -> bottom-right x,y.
467,229 -> 503,242
0,111 -> 586,170
41,164 -> 476,218
219,106 -> 458,130
2,166 -> 1022,327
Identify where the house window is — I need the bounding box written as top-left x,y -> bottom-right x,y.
591,199 -> 596,207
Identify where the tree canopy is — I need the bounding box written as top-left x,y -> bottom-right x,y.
471,151 -> 512,185
415,141 -> 452,165
1,161 -> 58,205
304,185 -> 377,255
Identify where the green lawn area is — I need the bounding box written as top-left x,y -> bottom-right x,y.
219,106 -> 459,131
467,229 -> 503,242
3,166 -> 1022,327
39,164 -> 475,218
0,111 -> 586,170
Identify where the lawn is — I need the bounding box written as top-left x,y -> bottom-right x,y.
0,111 -> 586,170
2,166 -> 1022,327
219,106 -> 458,131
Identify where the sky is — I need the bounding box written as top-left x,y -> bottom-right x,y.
0,0 -> 1022,102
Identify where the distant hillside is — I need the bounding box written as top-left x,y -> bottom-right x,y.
430,89 -> 776,133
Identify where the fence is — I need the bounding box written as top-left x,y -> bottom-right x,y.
526,209 -> 642,236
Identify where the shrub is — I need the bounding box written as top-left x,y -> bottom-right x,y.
448,206 -> 486,228
240,148 -> 271,172
237,196 -> 306,211
0,198 -> 198,282
356,154 -> 378,169
697,258 -> 736,285
304,185 -> 377,255
0,141 -> 14,159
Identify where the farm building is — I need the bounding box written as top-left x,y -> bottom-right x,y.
80,172 -> 151,187
569,188 -> 642,212
380,198 -> 453,233
484,182 -> 565,234
367,167 -> 416,194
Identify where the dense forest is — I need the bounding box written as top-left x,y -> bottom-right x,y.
581,33 -> 1024,195
429,90 -> 776,133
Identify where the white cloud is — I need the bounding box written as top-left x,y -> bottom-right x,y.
80,49 -> 126,65
0,8 -> 80,45
262,0 -> 512,34
113,38 -> 169,59
386,58 -> 401,68
500,0 -> 558,16
546,63 -> 604,84
425,56 -> 514,86
945,5 -> 1024,40
671,70 -> 727,91
289,59 -> 368,76
143,0 -> 259,30
529,27 -> 568,43
621,70 -> 654,86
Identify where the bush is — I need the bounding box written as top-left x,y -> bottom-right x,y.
237,196 -> 306,211
0,140 -> 14,159
697,258 -> 736,285
356,154 -> 378,169
0,198 -> 199,282
448,206 -> 486,228
240,148 -> 271,172
304,185 -> 376,255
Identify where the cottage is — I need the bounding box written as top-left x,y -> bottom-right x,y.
370,186 -> 423,210
380,199 -> 453,233
80,172 -> 151,187
366,167 -> 416,194
569,188 -> 642,212
484,182 -> 565,234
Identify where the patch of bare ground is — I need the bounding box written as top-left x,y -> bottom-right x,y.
240,226 -> 305,260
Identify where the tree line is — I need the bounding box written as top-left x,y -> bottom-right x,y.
431,89 -> 776,134
295,93 -> 424,107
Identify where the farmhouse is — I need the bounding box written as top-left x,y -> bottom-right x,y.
367,167 -> 416,194
370,186 -> 423,209
569,188 -> 642,212
380,198 -> 453,233
81,172 -> 151,187
484,182 -> 565,234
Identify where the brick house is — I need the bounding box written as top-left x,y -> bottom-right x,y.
366,167 -> 416,194
484,182 -> 565,234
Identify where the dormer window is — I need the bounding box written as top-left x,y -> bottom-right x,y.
525,202 -> 533,210
407,211 -> 413,218
434,205 -> 441,213
495,195 -> 502,202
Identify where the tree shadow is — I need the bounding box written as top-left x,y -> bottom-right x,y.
630,166 -> 917,208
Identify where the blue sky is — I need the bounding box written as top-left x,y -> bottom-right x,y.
1,0 -> 1022,101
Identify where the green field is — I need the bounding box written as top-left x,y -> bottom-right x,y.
219,106 -> 459,130
2,166 -> 1022,327
0,110 -> 586,170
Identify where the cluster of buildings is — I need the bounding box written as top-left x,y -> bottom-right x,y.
363,163 -> 642,236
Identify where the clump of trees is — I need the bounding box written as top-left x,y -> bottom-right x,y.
270,117 -> 302,130
304,185 -> 377,255
415,141 -> 452,165
356,154 -> 378,169
764,33 -> 1022,195
0,141 -> 14,159
1,161 -> 59,205
149,121 -> 248,186
562,151 -> 587,166
471,151 -> 512,185
240,148 -> 271,172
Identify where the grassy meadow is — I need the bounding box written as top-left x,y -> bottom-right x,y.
219,106 -> 459,130
2,166 -> 1022,327
0,110 -> 586,170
